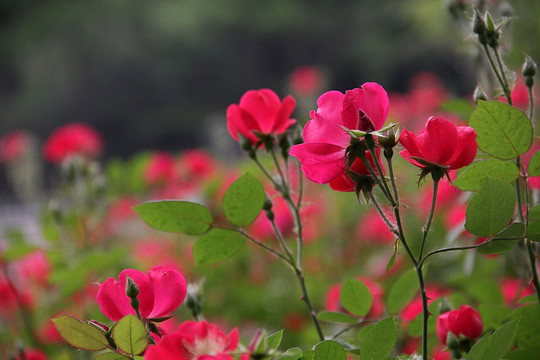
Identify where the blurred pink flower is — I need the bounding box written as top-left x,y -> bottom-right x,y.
501,278 -> 534,305
42,123 -> 103,163
145,320 -> 239,360
14,349 -> 47,360
401,286 -> 446,322
227,89 -> 296,145
144,152 -> 176,186
0,130 -> 30,164
96,265 -> 187,321
289,66 -> 324,95
356,208 -> 395,245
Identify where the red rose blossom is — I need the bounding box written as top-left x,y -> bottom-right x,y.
96,265 -> 187,322
289,83 -> 389,191
226,89 -> 296,145
399,117 -> 477,171
145,320 -> 239,360
436,305 -> 483,345
42,123 -> 103,163
0,130 -> 30,164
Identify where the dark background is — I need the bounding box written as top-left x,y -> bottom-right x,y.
1,0 -> 539,158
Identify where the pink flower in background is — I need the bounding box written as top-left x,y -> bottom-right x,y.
0,130 -> 30,164
145,320 -> 239,360
144,152 -> 176,186
96,265 -> 187,321
436,305 -> 483,345
501,278 -> 534,304
289,66 -> 324,95
290,83 -> 389,191
42,123 -> 103,163
227,89 -> 296,145
14,349 -> 47,360
401,286 -> 446,322
399,117 -> 477,170
356,208 -> 395,244
250,196 -> 294,240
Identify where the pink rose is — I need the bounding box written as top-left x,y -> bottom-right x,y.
289,83 -> 389,191
436,305 -> 483,345
399,117 -> 477,170
226,89 -> 296,145
144,152 -> 176,186
0,130 -> 30,164
145,320 -> 239,360
96,265 -> 187,322
289,66 -> 324,95
42,123 -> 103,163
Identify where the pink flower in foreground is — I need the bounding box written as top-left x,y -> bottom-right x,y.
42,123 -> 103,163
96,266 -> 187,322
0,130 -> 30,164
436,305 -> 483,345
399,117 -> 477,171
145,320 -> 239,360
226,89 -> 296,145
290,83 -> 389,191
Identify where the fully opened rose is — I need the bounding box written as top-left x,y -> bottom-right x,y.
399,117 -> 477,171
289,82 -> 389,191
145,320 -> 239,360
226,89 -> 296,145
96,265 -> 187,321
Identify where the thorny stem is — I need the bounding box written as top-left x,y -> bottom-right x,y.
253,147 -> 325,341
368,146 -> 394,205
482,44 -> 512,103
357,151 -> 393,204
418,176 -> 440,260
268,212 -> 296,265
526,240 -> 540,303
369,193 -> 397,234
494,48 -> 512,100
415,266 -> 429,360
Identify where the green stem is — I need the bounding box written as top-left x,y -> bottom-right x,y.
368,146 -> 394,204
526,239 -> 540,304
482,44 -> 512,103
369,192 -> 397,234
357,151 -> 393,203
415,266 -> 429,360
269,212 -> 296,265
418,176 -> 440,259
494,48 -> 512,101
528,84 -> 535,120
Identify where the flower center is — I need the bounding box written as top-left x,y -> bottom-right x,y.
183,332 -> 228,359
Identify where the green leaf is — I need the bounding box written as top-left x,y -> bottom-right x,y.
317,311 -> 358,324
52,314 -> 109,351
510,304 -> 540,348
0,243 -> 38,262
469,100 -> 532,159
479,304 -> 512,331
504,348 -> 540,360
112,315 -> 148,356
339,278 -> 372,317
526,204 -> 540,241
527,150 -> 540,177
223,173 -> 265,227
478,222 -> 523,254
267,329 -> 284,351
193,228 -> 244,265
300,350 -> 314,360
313,340 -> 347,360
275,347 -> 303,360
94,353 -> 129,360
467,319 -> 520,360
454,159 -> 519,191
134,200 -> 212,235
387,270 -> 418,314
466,280 -> 504,304
360,317 -> 397,360
465,177 -> 515,237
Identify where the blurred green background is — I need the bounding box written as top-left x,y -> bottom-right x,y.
1,0 -> 539,157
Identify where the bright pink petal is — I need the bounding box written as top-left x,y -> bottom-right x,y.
226,104 -> 261,144
310,91 -> 345,127
290,143 -> 346,183
398,129 -> 422,158
147,266 -> 187,319
238,89 -> 281,133
340,83 -> 389,131
96,278 -> 132,321
225,328 -> 239,351
419,117 -> 458,165
436,312 -> 450,345
329,173 -> 355,192
118,269 -> 154,319
272,95 -> 296,134
447,126 -> 477,170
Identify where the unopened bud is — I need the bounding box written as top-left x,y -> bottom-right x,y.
473,85 -> 488,103
262,196 -> 273,211
265,209 -> 275,222
125,276 -> 139,298
438,298 -> 452,315
522,55 -> 537,78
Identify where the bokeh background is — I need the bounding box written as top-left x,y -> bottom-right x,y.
0,0 -> 539,192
